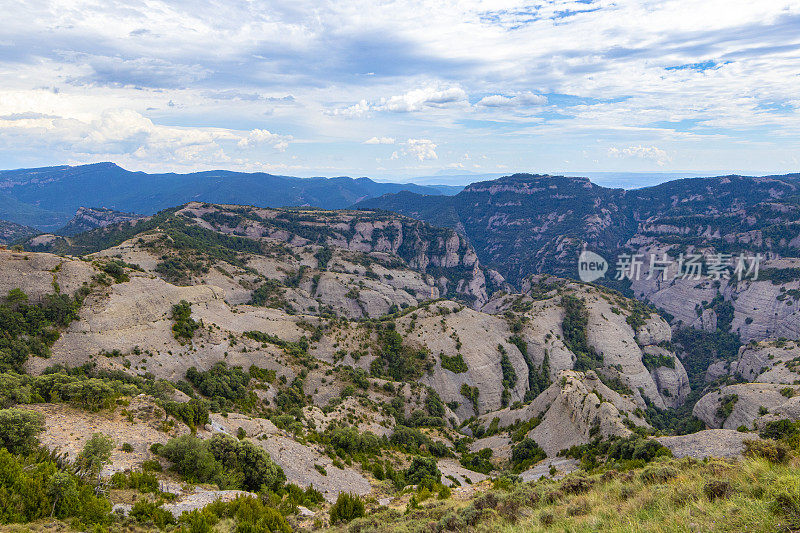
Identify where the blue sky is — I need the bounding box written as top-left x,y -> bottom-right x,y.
0,0 -> 799,182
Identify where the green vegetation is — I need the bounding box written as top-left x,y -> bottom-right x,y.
0,408 -> 44,454
510,437 -> 547,472
499,344 -> 517,388
75,433 -> 114,479
185,362 -> 256,411
329,492 -> 365,524
0,288 -> 85,370
404,456 -> 442,488
439,352 -> 468,373
641,351 -> 675,371
0,447 -> 111,526
249,279 -> 288,308
460,383 -> 479,413
159,433 -> 285,492
171,300 -> 200,343
162,398 -> 209,431
509,335 -> 551,402
716,394 -> 739,421
562,294 -> 603,371
370,322 -> 432,381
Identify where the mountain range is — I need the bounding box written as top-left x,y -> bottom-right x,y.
0,162 -> 461,231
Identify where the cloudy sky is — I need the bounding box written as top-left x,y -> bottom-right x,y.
1,0 -> 799,180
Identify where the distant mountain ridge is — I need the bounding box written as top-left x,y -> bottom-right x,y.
355,172 -> 800,283
0,162 -> 460,230
56,206 -> 143,236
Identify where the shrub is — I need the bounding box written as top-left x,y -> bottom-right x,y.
329,492 -> 365,524
405,456 -> 441,489
460,384 -> 479,413
511,438 -> 546,471
440,352 -> 467,373
760,419 -> 800,441
186,362 -> 250,401
163,398 -> 209,431
716,394 -> 739,420
160,435 -> 222,485
130,499 -> 175,528
207,434 -> 285,492
159,434 -> 285,492
121,442 -> 133,452
0,447 -> 111,524
171,300 -> 200,343
369,323 -> 432,381
743,439 -> 791,464
561,475 -> 593,495
639,464 -> 678,483
76,433 -> 114,478
0,408 -> 44,454
703,479 -> 732,501
562,295 -> 603,371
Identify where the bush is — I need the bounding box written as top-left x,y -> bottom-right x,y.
329,492 -> 365,524
440,353 -> 468,373
562,295 -> 603,371
405,456 -> 441,489
186,362 -> 250,401
130,499 -> 175,528
163,398 -> 210,431
703,479 -> 732,501
207,434 -> 285,492
743,439 -> 791,464
511,438 -> 546,471
370,323 -> 432,381
0,408 -> 44,454
759,419 -> 800,441
639,464 -> 678,483
76,433 -> 114,478
160,435 -> 222,485
0,447 -> 111,524
171,300 -> 200,343
159,434 -> 285,492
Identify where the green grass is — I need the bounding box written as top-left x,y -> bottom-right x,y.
326,455 -> 799,532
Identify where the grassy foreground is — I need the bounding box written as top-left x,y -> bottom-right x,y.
3,453 -> 799,532
327,456 -> 800,533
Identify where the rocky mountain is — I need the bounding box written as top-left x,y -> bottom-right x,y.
356,173 -> 800,343
0,198 -> 795,532
356,173 -> 800,282
0,218 -> 38,244
0,162 -> 458,230
56,206 -> 144,236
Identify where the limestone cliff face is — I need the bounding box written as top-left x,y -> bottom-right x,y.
693,340 -> 800,430
58,207 -> 143,236
178,203 -> 504,309
630,256 -> 800,343
478,370 -> 649,456
355,173 -> 800,285
693,383 -> 800,430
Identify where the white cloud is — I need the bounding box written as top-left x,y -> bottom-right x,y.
363,136 -> 395,144
476,92 -> 547,107
0,105 -> 292,169
1,0 -> 800,174
326,99 -> 371,117
403,138 -> 438,161
328,86 -> 467,116
379,86 -> 467,112
608,145 -> 671,166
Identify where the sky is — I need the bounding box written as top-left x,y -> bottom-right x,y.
0,0 -> 799,182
